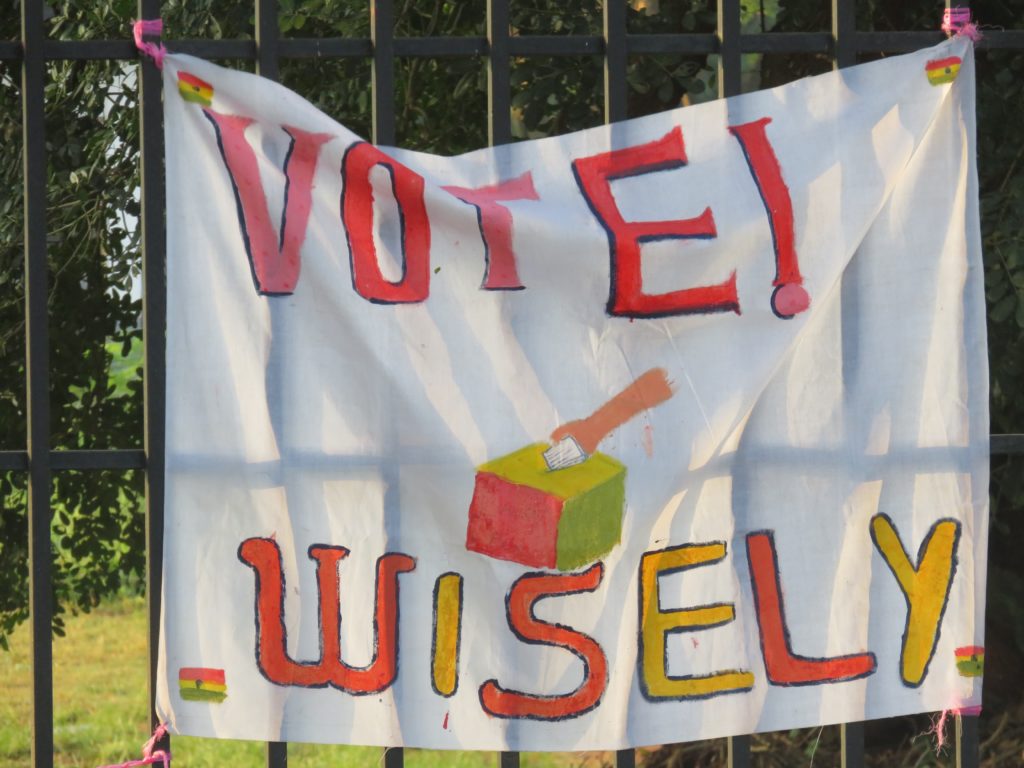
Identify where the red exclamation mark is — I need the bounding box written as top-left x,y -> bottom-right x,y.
728,117 -> 811,319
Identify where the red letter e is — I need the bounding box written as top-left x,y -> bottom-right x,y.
572,127 -> 738,318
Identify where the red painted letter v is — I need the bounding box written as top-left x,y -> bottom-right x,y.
204,111 -> 332,295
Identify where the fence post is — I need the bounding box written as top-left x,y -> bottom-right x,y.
139,0 -> 168,760
719,7 -> 748,768
371,0 -> 396,145
717,0 -> 741,97
603,0 -> 627,122
487,0 -> 512,146
21,0 -> 54,763
832,0 -> 856,69
832,2 -> 863,762
253,1 -> 290,764
841,722 -> 865,768
728,735 -> 751,768
950,0 -> 980,758
957,713 -> 980,768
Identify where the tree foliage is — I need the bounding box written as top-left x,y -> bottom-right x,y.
0,2 -> 1022,675
0,11 -> 147,646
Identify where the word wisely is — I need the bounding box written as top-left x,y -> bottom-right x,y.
236,512 -> 960,722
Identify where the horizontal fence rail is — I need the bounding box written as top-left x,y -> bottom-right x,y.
6,0 -> 1018,765
3,29 -> 1024,63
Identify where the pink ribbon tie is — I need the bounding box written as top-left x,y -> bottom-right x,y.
132,18 -> 166,68
942,7 -> 982,41
97,723 -> 170,768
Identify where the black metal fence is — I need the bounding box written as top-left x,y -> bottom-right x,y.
3,0 -> 1024,766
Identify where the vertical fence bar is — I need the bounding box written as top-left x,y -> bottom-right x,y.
265,742 -> 288,768
832,0 -> 856,69
254,4 -> 289,765
615,748 -> 635,768
371,0 -> 396,145
831,3 -> 860,762
605,5 -> 633,765
603,0 -> 627,123
957,713 -> 979,768
139,0 -> 168,756
947,0 -> 981,752
21,0 -> 53,763
257,0 -> 280,81
490,8 -> 513,763
833,4 -> 863,763
372,4 -> 399,761
728,733 -> 751,768
841,722 -> 865,768
717,0 -> 741,98
487,0 -> 511,146
718,2 -> 745,766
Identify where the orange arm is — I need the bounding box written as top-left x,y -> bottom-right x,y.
551,368 -> 674,455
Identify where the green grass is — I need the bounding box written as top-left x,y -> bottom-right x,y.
0,596 -> 617,767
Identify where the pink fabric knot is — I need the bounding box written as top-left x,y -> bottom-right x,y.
942,7 -> 983,41
141,723 -> 168,758
925,705 -> 982,757
132,18 -> 166,69
96,723 -> 171,768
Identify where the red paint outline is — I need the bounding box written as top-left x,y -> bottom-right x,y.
203,111 -> 331,295
746,530 -> 877,686
479,563 -> 607,721
443,171 -> 539,290
237,537 -> 415,694
727,117 -> 809,319
572,127 -> 738,318
341,141 -> 431,304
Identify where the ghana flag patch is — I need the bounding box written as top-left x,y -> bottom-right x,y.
926,56 -> 962,86
955,646 -> 984,677
179,667 -> 227,702
177,72 -> 214,106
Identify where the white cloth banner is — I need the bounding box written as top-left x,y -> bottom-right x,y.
157,37 -> 989,751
